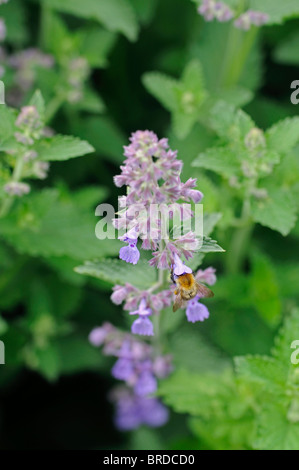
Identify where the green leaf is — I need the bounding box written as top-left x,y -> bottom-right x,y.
34,135 -> 94,161
251,187 -> 298,236
169,324 -> 230,373
0,106 -> 17,143
0,0 -> 27,45
129,0 -> 158,24
203,213 -> 222,237
54,335 -> 105,375
249,253 -> 281,327
0,189 -> 119,260
42,0 -> 139,41
249,0 -> 299,25
272,309 -> 299,366
71,116 -> 126,164
29,90 -> 46,120
41,12 -> 116,67
75,258 -> 156,290
192,147 -> 240,177
0,316 -> 8,335
209,101 -> 255,140
235,356 -> 287,392
72,186 -> 109,209
168,123 -> 216,180
265,117 -> 299,154
143,60 -> 208,139
142,72 -> 178,112
212,274 -> 251,309
181,59 -> 206,96
79,28 -> 117,67
213,86 -> 253,108
200,236 -> 225,253
234,310 -> 299,450
254,403 -> 299,450
71,88 -> 106,114
172,112 -> 198,140
191,21 -> 262,92
158,368 -> 235,416
130,427 -> 164,451
274,32 -> 299,65
34,344 -> 60,381
190,414 -> 253,450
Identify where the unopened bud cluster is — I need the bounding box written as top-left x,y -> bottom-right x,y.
197,0 -> 269,30
2,105 -> 51,201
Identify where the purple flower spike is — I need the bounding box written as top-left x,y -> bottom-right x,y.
131,317 -> 154,336
134,371 -> 157,396
112,358 -> 134,381
172,253 -> 193,277
186,296 -> 210,323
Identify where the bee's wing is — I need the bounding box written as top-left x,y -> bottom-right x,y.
173,293 -> 183,312
196,281 -> 214,298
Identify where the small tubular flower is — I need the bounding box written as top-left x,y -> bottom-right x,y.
186,295 -> 210,323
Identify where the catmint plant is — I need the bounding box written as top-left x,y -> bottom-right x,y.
2,0 -> 299,452
0,105 -> 47,216
89,131 -> 217,429
0,96 -> 94,219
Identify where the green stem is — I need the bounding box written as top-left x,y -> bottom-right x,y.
39,3 -> 66,124
0,156 -> 25,218
218,20 -> 258,90
225,198 -> 253,274
12,155 -> 25,181
223,27 -> 258,87
152,254 -> 169,355
39,2 -> 51,50
45,93 -> 65,124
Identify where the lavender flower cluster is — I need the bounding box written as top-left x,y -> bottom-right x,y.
198,0 -> 269,30
108,130 -> 218,334
89,323 -> 171,430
